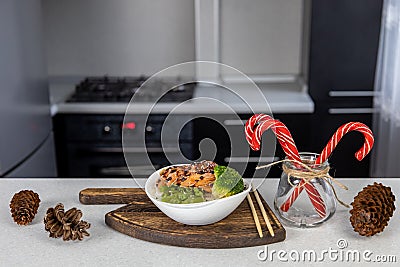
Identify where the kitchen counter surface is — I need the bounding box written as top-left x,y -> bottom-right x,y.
49,82 -> 314,115
1,178 -> 398,266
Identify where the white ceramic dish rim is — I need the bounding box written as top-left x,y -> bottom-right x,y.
145,164 -> 251,209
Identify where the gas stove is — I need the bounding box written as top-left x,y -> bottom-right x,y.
66,76 -> 195,103
56,76 -> 196,177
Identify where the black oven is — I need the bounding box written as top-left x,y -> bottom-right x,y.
53,114 -> 194,177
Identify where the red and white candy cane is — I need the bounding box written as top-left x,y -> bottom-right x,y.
245,114 -> 299,157
245,114 -> 326,217
279,179 -> 327,217
256,119 -> 327,217
281,122 -> 374,213
315,122 -> 374,164
245,113 -> 272,150
254,119 -> 302,162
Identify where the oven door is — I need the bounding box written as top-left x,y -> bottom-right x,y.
64,143 -> 192,177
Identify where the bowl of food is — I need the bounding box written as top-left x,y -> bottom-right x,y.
145,161 -> 251,225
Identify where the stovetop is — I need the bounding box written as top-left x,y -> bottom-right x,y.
66,76 -> 195,103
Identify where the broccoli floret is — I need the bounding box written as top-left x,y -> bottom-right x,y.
212,166 -> 244,198
224,178 -> 244,197
214,165 -> 227,178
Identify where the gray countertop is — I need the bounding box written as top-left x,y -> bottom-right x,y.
49,82 -> 314,115
1,178 -> 398,266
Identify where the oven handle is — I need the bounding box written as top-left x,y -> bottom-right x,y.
223,119 -> 247,126
224,156 -> 279,163
328,108 -> 376,114
88,147 -> 181,153
98,166 -> 159,176
328,90 -> 377,97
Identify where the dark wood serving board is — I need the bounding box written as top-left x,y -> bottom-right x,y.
79,188 -> 286,248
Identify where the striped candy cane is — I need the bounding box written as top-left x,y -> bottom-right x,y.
315,122 -> 374,164
245,113 -> 272,150
281,122 -> 374,213
245,114 -> 326,217
280,179 -> 327,217
256,119 -> 327,217
254,119 -> 302,162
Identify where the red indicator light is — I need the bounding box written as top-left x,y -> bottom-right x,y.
122,122 -> 136,130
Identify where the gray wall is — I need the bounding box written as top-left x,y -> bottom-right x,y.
42,0 -> 303,77
42,0 -> 195,76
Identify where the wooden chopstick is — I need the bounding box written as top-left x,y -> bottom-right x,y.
253,190 -> 275,237
246,194 -> 263,238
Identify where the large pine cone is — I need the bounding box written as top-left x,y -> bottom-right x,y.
350,182 -> 395,236
44,203 -> 90,241
10,190 -> 40,225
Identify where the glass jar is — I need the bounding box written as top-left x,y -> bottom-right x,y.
274,152 -> 336,227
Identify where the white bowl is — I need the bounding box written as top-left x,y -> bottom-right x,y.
145,165 -> 251,225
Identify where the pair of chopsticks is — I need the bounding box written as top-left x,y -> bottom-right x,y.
246,186 -> 275,238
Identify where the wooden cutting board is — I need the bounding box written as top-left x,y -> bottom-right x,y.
79,188 -> 286,248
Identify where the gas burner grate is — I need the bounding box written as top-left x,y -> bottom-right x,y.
66,76 -> 195,103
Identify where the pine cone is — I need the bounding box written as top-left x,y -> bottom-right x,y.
44,203 -> 90,241
10,190 -> 40,225
350,182 -> 396,236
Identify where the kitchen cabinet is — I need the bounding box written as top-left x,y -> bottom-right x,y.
54,112 -> 314,179
195,0 -> 309,87
308,0 -> 383,177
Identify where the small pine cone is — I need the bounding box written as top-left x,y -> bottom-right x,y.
44,203 -> 90,241
10,190 -> 40,225
70,220 -> 90,241
44,203 -> 66,239
350,182 -> 396,236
